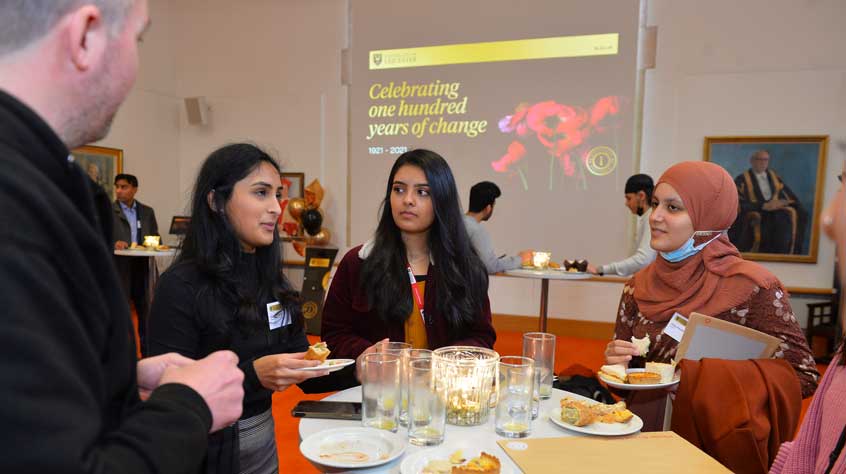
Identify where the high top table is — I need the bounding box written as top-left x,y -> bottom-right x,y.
298,385 -> 581,474
502,269 -> 591,332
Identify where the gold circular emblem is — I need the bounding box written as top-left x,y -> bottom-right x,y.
586,146 -> 618,176
302,301 -> 319,319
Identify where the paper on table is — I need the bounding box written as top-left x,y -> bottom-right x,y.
497,432 -> 731,474
673,312 -> 781,364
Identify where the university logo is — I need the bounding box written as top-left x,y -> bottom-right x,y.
373,53 -> 382,66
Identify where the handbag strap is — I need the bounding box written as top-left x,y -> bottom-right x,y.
825,424 -> 846,474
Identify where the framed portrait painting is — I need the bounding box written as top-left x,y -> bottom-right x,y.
71,145 -> 124,202
704,135 -> 828,263
280,172 -> 305,199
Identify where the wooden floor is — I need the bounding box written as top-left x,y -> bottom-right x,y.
129,309 -> 822,473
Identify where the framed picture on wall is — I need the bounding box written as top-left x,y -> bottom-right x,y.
704,135 -> 828,263
71,145 -> 124,202
281,172 -> 305,199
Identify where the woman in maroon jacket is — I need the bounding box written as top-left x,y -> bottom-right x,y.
321,149 -> 495,361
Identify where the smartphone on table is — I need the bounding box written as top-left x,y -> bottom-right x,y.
291,400 -> 362,420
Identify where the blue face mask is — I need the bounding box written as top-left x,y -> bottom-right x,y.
660,231 -> 726,263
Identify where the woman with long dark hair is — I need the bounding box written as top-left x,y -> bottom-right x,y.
148,143 -> 334,474
321,149 -> 495,360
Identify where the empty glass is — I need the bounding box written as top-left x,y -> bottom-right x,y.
400,348 -> 432,426
495,356 -> 534,438
523,332 -> 556,418
361,353 -> 401,432
407,358 -> 446,446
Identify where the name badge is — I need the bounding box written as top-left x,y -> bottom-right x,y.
267,301 -> 291,330
662,312 -> 688,343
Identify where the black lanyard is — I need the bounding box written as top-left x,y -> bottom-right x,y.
826,425 -> 846,474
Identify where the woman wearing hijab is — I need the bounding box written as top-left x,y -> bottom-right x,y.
604,161 -> 818,428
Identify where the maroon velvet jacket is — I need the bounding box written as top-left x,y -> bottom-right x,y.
321,245 -> 496,359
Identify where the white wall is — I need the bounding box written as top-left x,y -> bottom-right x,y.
97,0 -> 182,244
172,0 -> 349,250
101,0 -> 844,327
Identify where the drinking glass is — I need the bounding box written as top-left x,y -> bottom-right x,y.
523,332 -> 556,418
361,353 -> 401,432
495,356 -> 534,438
400,348 -> 432,426
407,358 -> 446,446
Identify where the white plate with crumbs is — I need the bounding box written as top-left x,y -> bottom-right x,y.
300,427 -> 405,469
295,359 -> 355,372
400,445 -> 512,474
549,406 -> 643,436
599,368 -> 680,391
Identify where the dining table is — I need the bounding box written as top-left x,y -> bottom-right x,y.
298,385 -> 590,474
501,268 -> 591,332
113,248 -> 176,314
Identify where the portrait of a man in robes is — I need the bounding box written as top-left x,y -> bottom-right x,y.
729,149 -> 807,254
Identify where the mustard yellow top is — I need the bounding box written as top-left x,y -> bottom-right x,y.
403,280 -> 428,349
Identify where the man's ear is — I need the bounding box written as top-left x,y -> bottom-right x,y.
64,5 -> 108,72
637,190 -> 647,202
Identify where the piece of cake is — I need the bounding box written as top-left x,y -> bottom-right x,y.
599,364 -> 628,384
645,362 -> 675,383
452,452 -> 500,474
627,372 -> 661,385
630,335 -> 650,356
304,341 -> 330,362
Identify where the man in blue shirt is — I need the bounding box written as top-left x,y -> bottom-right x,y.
112,173 -> 158,354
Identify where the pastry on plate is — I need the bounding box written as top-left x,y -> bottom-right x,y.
304,341 -> 330,363
645,362 -> 676,383
627,372 -> 661,385
598,364 -> 628,384
451,452 -> 500,474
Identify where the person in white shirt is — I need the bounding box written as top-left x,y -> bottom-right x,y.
587,174 -> 657,276
729,150 -> 807,254
463,181 -> 532,274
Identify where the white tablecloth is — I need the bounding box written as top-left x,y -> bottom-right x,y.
298,386 -> 586,473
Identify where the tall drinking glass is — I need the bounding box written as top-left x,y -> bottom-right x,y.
400,348 -> 432,426
495,356 -> 534,438
407,358 -> 446,446
361,353 -> 401,432
523,332 -> 556,418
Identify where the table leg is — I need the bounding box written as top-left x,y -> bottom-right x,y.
539,278 -> 549,332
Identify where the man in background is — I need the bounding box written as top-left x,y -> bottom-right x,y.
730,149 -> 807,254
588,174 -> 657,276
113,173 -> 158,355
0,1 -> 244,472
463,181 -> 532,274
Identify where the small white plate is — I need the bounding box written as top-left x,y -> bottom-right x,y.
400,446 -> 513,474
549,406 -> 643,436
296,359 -> 355,372
300,427 -> 405,469
599,368 -> 680,391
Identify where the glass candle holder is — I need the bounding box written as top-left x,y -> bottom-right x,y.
432,346 -> 499,426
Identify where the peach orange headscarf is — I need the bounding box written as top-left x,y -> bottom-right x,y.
632,161 -> 779,322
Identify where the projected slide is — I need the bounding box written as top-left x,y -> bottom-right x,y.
350,0 -> 640,263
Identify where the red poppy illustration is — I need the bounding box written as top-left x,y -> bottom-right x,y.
493,96 -> 624,188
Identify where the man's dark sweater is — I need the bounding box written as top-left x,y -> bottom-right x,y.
0,89 -> 212,474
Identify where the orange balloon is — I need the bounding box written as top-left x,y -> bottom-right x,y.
287,198 -> 306,223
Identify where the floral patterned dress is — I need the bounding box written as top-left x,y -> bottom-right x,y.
613,279 -> 819,398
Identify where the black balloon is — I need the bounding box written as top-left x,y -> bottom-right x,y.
301,209 -> 323,235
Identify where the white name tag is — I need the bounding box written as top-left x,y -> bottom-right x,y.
662,312 -> 688,343
267,301 -> 291,330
